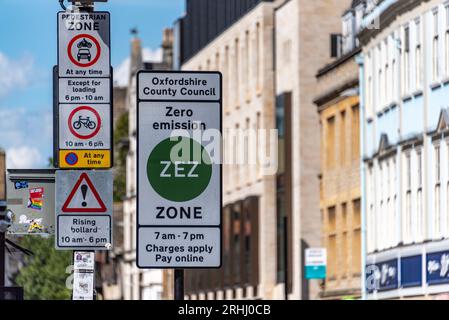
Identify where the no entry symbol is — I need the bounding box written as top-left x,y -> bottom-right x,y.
68,106 -> 101,139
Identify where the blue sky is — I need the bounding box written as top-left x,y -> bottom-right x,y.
0,0 -> 184,168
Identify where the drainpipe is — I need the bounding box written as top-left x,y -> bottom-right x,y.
356,53 -> 367,300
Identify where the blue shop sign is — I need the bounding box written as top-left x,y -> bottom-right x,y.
426,250 -> 449,286
401,255 -> 422,288
366,259 -> 399,292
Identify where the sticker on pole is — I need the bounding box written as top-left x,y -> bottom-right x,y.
56,170 -> 112,250
58,12 -> 110,78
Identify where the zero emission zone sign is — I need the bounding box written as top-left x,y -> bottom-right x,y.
137,71 -> 222,269
56,12 -> 112,169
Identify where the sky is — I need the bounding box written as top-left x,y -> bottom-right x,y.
0,0 -> 184,169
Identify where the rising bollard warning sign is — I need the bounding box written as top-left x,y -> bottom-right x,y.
137,71 -> 222,268
55,170 -> 113,250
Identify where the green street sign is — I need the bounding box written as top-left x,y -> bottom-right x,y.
147,136 -> 212,202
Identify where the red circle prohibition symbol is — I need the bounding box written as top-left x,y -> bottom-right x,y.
67,34 -> 102,68
68,106 -> 102,139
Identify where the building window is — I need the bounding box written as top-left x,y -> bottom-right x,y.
341,203 -> 348,277
340,111 -> 346,166
327,206 -> 337,279
245,30 -> 250,95
445,5 -> 449,77
352,105 -> 360,161
232,203 -> 241,286
353,199 -> 361,274
255,23 -> 260,90
404,152 -> 412,243
327,116 -> 336,169
433,9 -> 440,82
276,173 -> 292,291
404,25 -> 410,94
234,38 -> 240,106
435,144 -> 441,238
416,149 -> 424,241
416,19 -> 422,88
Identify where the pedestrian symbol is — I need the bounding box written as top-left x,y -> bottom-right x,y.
62,173 -> 106,213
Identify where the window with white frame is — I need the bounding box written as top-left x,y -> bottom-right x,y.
404,151 -> 412,243
367,165 -> 375,252
445,4 -> 449,77
433,9 -> 440,82
403,25 -> 410,94
416,148 -> 424,241
415,18 -> 422,89
435,143 -> 442,238
342,14 -> 354,54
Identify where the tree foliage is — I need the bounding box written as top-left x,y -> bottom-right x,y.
113,111 -> 129,202
14,236 -> 72,300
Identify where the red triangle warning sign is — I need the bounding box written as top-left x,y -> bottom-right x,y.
62,173 -> 107,213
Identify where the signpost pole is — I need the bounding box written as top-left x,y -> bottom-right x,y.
174,269 -> 184,300
0,232 -> 5,300
284,216 -> 288,301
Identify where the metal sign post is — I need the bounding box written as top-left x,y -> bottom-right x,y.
54,0 -> 113,301
136,71 -> 223,300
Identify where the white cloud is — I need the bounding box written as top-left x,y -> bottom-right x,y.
114,57 -> 130,87
7,146 -> 43,169
0,107 -> 52,169
142,47 -> 163,63
0,52 -> 34,97
113,47 -> 163,87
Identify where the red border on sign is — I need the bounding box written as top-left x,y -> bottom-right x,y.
64,152 -> 79,166
62,173 -> 107,213
68,106 -> 102,139
67,34 -> 102,68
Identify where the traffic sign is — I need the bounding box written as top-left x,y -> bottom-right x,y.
136,71 -> 222,269
58,12 -> 110,78
59,104 -> 111,149
55,11 -> 112,170
59,150 -> 111,168
305,248 -> 327,279
56,170 -> 112,250
58,78 -> 110,104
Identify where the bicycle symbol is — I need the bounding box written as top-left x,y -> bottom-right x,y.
68,106 -> 102,140
73,116 -> 97,131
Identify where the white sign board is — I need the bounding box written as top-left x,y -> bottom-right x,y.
73,251 -> 95,271
59,103 -> 111,150
137,71 -> 222,269
73,272 -> 94,300
56,11 -> 112,169
58,12 -> 110,78
56,170 -> 113,250
305,248 -> 327,266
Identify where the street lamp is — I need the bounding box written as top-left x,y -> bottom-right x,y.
59,0 -> 108,11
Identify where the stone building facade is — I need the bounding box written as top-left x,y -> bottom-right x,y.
174,0 -> 352,300
313,0 -> 364,300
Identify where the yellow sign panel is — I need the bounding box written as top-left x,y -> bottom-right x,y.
59,150 -> 111,169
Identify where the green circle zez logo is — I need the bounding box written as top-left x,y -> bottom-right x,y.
147,137 -> 212,202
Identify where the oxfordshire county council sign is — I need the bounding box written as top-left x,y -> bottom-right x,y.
137,71 -> 222,269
